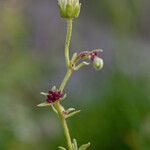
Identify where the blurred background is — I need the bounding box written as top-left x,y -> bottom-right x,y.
0,0 -> 150,149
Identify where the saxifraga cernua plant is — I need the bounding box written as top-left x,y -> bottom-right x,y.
37,0 -> 104,150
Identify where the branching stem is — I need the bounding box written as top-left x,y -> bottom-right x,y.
54,18 -> 73,150
54,68 -> 73,150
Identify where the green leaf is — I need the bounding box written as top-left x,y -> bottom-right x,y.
38,93 -> 66,107
71,53 -> 78,63
72,139 -> 78,150
51,105 -> 58,114
74,61 -> 90,71
58,146 -> 66,150
66,110 -> 81,119
91,49 -> 103,53
66,108 -> 76,114
61,93 -> 67,100
79,142 -> 91,150
40,92 -> 48,96
37,102 -> 52,107
52,86 -> 56,91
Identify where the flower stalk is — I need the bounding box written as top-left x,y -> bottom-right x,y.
65,19 -> 73,67
55,101 -> 73,150
55,68 -> 73,150
38,1 -> 104,150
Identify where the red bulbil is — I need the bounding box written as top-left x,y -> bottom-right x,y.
47,90 -> 63,103
90,52 -> 97,61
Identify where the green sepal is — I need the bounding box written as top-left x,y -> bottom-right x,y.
72,3 -> 81,18
66,3 -> 73,18
58,5 -> 67,18
79,142 -> 91,150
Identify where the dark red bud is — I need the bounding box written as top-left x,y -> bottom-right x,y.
46,89 -> 63,103
90,52 -> 97,61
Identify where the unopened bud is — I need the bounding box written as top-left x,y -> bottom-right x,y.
93,56 -> 104,71
58,0 -> 81,19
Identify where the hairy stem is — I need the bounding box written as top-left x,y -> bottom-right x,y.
54,69 -> 73,150
54,18 -> 73,150
65,19 -> 73,67
59,69 -> 72,92
55,101 -> 72,150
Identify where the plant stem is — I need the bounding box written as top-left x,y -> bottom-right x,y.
54,69 -> 73,150
59,69 -> 72,92
65,19 -> 73,67
54,18 -> 73,150
55,101 -> 72,150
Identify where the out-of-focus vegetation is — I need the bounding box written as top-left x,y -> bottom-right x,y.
0,0 -> 150,150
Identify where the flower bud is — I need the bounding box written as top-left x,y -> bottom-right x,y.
92,56 -> 104,71
46,87 -> 64,103
58,0 -> 81,19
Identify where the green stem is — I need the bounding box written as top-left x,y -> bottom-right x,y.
55,101 -> 72,150
65,19 -> 73,67
59,69 -> 72,92
54,18 -> 73,150
54,69 -> 73,150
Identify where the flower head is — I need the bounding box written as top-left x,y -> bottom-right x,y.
90,52 -> 97,61
58,0 -> 81,18
47,87 -> 64,103
90,52 -> 104,71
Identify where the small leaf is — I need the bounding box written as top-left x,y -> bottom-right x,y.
79,142 -> 91,150
52,86 -> 56,91
58,146 -> 66,150
60,104 -> 65,112
61,93 -> 67,100
91,49 -> 103,53
74,61 -> 90,71
40,92 -> 48,96
66,108 -> 76,114
66,110 -> 81,119
72,139 -> 78,150
71,53 -> 78,62
51,105 -> 58,114
37,102 -> 52,107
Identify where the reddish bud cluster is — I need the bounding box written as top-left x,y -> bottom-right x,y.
47,90 -> 63,103
90,52 -> 97,61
